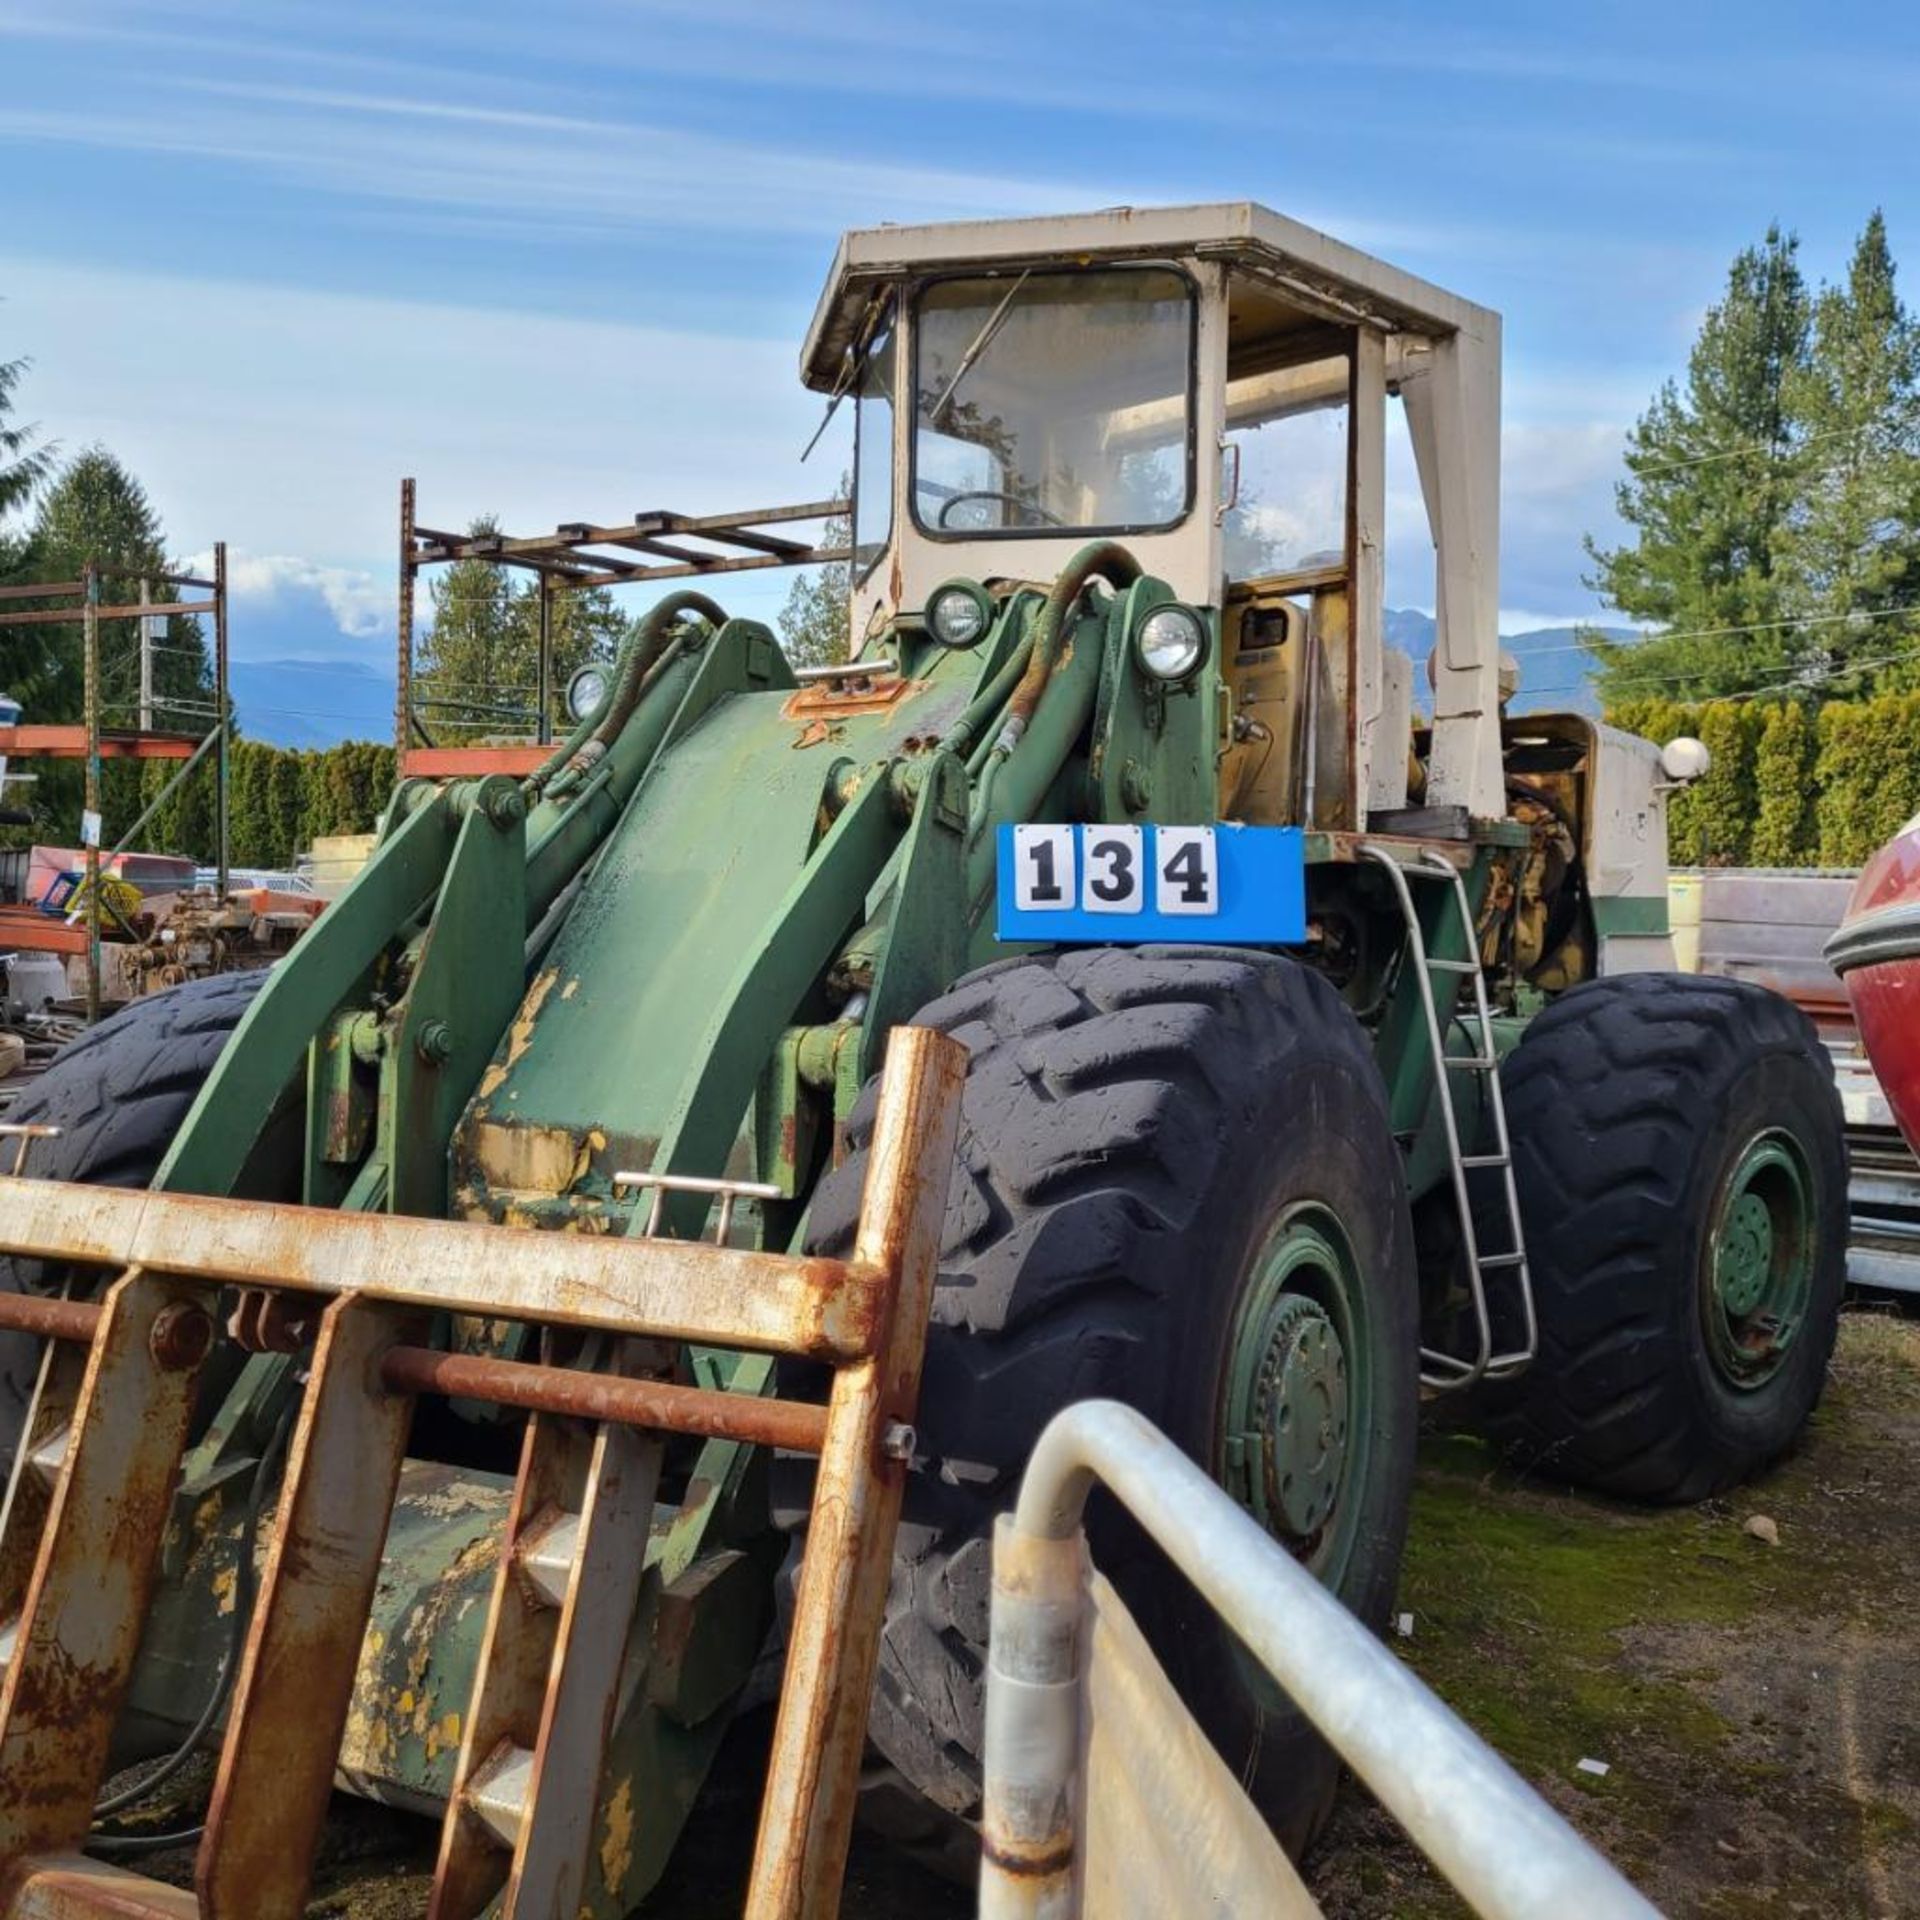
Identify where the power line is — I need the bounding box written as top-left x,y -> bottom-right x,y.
1626,422 -> 1873,479
1527,641 -> 1920,702
1515,598 -> 1920,663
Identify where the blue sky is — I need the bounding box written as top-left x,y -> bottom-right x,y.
1,0 -> 1915,734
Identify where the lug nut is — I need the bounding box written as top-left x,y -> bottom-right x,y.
149,1301 -> 214,1372
486,784 -> 527,828
880,1421 -> 917,1462
416,1020 -> 453,1065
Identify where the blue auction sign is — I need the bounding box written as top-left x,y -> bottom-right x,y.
995,823 -> 1307,946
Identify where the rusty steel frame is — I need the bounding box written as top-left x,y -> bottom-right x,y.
0,1023 -> 965,1920
0,556 -> 234,1022
396,479 -> 851,757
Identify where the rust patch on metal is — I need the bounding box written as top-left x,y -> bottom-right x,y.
980,1833 -> 1076,1878
779,675 -> 920,722
144,1297 -> 212,1374
379,1346 -> 831,1454
0,1295 -> 99,1346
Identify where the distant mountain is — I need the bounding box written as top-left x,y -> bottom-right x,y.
230,657 -> 395,749
226,614 -> 1633,751
1381,609 -> 1634,716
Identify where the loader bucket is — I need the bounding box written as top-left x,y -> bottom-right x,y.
0,1028 -> 964,1920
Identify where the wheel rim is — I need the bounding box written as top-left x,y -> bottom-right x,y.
1218,1204 -> 1371,1589
1702,1128 -> 1815,1390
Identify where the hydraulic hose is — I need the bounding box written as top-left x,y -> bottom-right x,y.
530,589 -> 726,800
990,542 -> 1140,755
941,629 -> 1036,763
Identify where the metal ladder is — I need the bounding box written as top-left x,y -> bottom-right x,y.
1362,846 -> 1536,1391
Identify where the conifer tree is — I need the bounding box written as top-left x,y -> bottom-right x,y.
1778,211 -> 1920,688
1585,227 -> 1811,702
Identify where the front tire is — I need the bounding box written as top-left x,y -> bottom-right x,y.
0,973 -> 269,1471
1480,972 -> 1846,1501
798,946 -> 1419,1857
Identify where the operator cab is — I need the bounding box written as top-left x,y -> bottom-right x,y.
804,203 -> 1508,832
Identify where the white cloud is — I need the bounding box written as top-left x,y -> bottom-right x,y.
2,251 -> 832,595
186,550 -> 385,641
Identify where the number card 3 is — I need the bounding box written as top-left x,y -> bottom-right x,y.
1081,826 -> 1145,913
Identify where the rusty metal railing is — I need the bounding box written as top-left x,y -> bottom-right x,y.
0,1025 -> 965,1920
980,1400 -> 1663,1920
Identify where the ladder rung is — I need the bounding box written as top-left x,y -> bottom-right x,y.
1426,957 -> 1479,974
1477,1252 -> 1527,1270
1443,1054 -> 1497,1071
1459,1153 -> 1509,1169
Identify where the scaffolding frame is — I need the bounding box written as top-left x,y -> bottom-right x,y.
0,547 -> 231,1021
396,479 -> 850,775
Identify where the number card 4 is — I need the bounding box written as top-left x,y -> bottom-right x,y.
996,823 -> 1306,947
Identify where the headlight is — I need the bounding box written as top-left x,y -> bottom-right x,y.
565,662 -> 611,724
925,581 -> 992,649
1135,604 -> 1208,682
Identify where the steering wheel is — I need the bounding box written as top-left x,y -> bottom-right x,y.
935,490 -> 1066,531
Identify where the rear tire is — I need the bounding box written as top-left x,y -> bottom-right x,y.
794,946 -> 1419,1859
1479,972 -> 1846,1501
0,973 -> 269,1471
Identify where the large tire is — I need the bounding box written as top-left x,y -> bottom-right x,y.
1480,972 -> 1846,1501
796,946 -> 1419,1858
0,973 -> 268,1470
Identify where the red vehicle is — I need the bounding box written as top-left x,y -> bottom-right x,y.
1829,813 -> 1920,1155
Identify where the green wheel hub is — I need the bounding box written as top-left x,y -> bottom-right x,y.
1703,1129 -> 1815,1389
1219,1206 -> 1368,1579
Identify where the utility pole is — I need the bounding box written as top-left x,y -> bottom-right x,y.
82,564 -> 101,1026
137,577 -> 154,732
214,542 -> 230,901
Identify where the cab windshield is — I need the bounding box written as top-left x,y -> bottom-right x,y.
912,267 -> 1193,538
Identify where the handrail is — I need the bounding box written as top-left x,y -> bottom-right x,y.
985,1400 -> 1661,1920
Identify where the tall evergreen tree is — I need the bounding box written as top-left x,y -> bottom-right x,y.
412,516 -> 632,741
1585,226 -> 1811,701
9,448 -> 215,843
19,448 -> 216,721
1778,211 -> 1920,688
411,517 -> 515,742
775,491 -> 851,670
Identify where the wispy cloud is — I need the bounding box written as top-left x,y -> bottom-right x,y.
0,87 -> 1094,241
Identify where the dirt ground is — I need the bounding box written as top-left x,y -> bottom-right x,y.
1315,1306 -> 1920,1920
111,1308 -> 1920,1917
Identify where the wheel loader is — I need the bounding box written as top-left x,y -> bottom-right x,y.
0,203 -> 1845,1916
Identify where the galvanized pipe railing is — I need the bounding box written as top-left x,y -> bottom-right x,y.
983,1400 -> 1663,1920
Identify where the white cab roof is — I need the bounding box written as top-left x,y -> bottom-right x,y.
801,200 -> 1495,389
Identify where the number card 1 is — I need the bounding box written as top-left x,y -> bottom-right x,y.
996,823 -> 1306,946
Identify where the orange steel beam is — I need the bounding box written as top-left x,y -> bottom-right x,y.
402,745 -> 549,778
0,726 -> 198,761
0,908 -> 86,955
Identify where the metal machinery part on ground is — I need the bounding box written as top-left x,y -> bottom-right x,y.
0,203 -> 1847,1916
